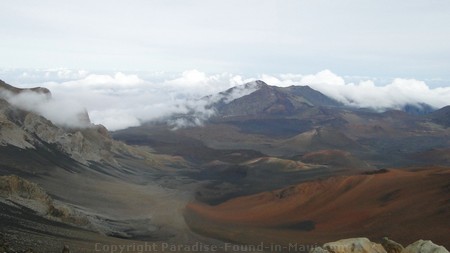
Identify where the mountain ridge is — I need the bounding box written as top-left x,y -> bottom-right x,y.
0,79 -> 51,97
212,80 -> 343,118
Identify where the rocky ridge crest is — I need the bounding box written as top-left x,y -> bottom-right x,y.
0,80 -> 138,165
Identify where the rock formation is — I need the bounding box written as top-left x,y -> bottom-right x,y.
310,238 -> 449,253
323,238 -> 387,253
381,237 -> 404,253
402,240 -> 449,253
0,175 -> 89,226
0,80 -> 141,165
0,175 -> 52,205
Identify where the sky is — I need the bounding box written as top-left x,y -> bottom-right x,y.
1,1 -> 450,130
1,0 -> 450,79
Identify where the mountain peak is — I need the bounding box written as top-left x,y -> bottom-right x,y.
215,81 -> 342,118
0,79 -> 51,98
247,80 -> 269,89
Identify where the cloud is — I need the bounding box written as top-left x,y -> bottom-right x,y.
274,70 -> 450,110
51,72 -> 146,91
1,90 -> 90,128
0,68 -> 90,85
224,70 -> 450,111
10,70 -> 251,130
89,109 -> 141,131
163,70 -> 241,98
2,69 -> 450,131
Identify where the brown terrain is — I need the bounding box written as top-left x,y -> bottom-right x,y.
186,167 -> 450,248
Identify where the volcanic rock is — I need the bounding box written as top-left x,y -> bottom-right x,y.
323,238 -> 386,253
381,237 -> 404,253
402,240 -> 449,253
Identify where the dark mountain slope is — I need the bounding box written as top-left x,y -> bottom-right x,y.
215,81 -> 342,118
429,105 -> 450,127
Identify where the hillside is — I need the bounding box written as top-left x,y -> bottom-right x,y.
214,81 -> 342,117
0,80 -> 203,252
186,167 -> 450,247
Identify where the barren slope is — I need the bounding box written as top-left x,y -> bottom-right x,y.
186,168 -> 450,247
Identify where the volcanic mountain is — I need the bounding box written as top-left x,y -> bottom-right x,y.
213,80 -> 342,117
115,80 -> 449,165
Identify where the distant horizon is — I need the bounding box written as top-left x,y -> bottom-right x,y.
2,67 -> 449,88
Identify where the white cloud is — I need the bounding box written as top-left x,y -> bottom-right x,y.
300,70 -> 346,86
259,74 -> 296,88
1,90 -> 90,128
0,68 -> 90,85
294,70 -> 450,110
89,109 -> 141,131
163,70 -> 242,97
165,70 -> 209,88
2,69 -> 450,131
11,70 -> 251,130
57,72 -> 146,90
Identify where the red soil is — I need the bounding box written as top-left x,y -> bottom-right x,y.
186,167 -> 450,247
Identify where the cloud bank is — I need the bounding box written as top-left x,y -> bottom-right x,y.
263,70 -> 450,111
1,69 -> 449,131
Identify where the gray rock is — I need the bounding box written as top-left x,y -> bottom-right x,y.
62,245 -> 70,253
402,240 -> 449,253
0,80 -> 127,165
381,237 -> 404,253
310,246 -> 331,253
324,238 -> 387,253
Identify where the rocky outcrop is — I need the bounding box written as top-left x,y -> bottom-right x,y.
21,112 -> 120,165
311,247 -> 332,253
309,238 -> 448,253
381,237 -> 404,253
0,175 -> 52,206
0,81 -> 139,165
0,103 -> 114,164
0,175 -> 89,226
0,102 -> 35,149
322,238 -> 387,253
402,240 -> 449,253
